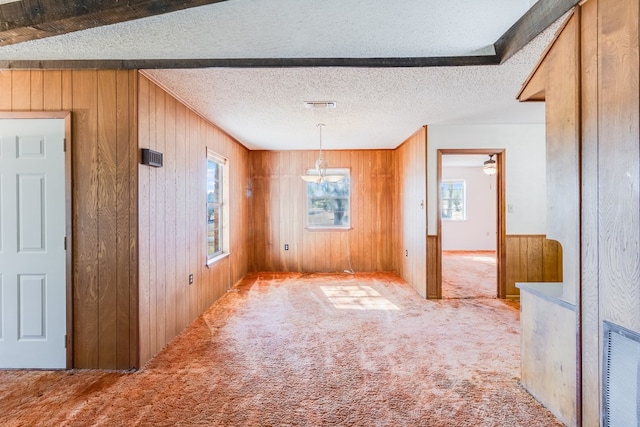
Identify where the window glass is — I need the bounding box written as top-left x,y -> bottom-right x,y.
207,154 -> 223,259
306,169 -> 350,229
441,180 -> 466,220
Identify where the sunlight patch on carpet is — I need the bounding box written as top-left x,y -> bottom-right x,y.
320,285 -> 399,310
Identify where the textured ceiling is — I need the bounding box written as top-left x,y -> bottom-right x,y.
0,0 -> 561,150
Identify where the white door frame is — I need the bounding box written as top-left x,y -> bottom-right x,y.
0,111 -> 73,368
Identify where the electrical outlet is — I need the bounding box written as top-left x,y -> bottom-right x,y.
189,273 -> 193,285
284,244 -> 289,251
405,250 -> 408,257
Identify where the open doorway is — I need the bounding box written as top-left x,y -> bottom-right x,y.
436,149 -> 506,299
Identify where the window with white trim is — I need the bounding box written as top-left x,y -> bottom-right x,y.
441,180 -> 466,220
306,168 -> 350,229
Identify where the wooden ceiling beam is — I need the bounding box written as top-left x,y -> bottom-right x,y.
0,0 -> 230,46
0,55 -> 501,70
495,0 -> 580,64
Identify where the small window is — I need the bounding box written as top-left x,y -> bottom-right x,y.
441,180 -> 466,220
207,150 -> 225,261
306,168 -> 350,229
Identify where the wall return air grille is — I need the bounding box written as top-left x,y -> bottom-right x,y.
603,320 -> 640,426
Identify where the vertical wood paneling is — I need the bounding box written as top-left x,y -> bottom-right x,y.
137,76 -> 151,366
505,235 -> 563,296
3,69 -> 139,369
174,102 -> 187,333
97,70 -> 118,369
545,12 -> 581,305
392,127 -> 428,297
250,149 -> 395,273
580,1 -> 600,424
30,71 -> 43,111
0,71 -> 11,109
598,0 -> 640,337
137,75 -> 252,366
43,70 -> 62,110
11,71 -> 30,110
164,94 -> 177,340
73,71 -> 100,368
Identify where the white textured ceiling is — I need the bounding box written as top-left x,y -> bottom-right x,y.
0,0 -> 559,150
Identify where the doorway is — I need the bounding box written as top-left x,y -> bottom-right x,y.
0,112 -> 72,368
436,149 -> 506,299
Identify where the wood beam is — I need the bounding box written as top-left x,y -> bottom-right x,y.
495,0 -> 580,64
0,55 -> 501,70
0,0 -> 230,46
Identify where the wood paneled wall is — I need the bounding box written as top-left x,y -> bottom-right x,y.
137,75 -> 251,367
250,150 -> 394,273
505,235 -> 563,296
393,128 -> 428,297
521,0 -> 640,423
0,70 -> 139,369
582,0 -> 640,424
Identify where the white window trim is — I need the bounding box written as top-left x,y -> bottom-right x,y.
206,149 -> 229,266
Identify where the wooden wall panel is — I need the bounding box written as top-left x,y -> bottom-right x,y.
544,12 -> 581,305
393,128 -> 428,297
505,235 -> 563,297
598,0 -> 640,341
137,74 -> 251,367
0,70 -> 139,369
579,3 -> 599,424
250,149 -> 395,273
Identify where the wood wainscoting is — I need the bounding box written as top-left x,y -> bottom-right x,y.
0,70 -> 139,369
137,74 -> 251,367
505,235 -> 562,297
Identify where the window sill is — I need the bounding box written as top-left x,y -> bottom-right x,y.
305,226 -> 352,232
206,252 -> 230,267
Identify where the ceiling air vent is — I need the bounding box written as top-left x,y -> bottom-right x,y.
603,320 -> 640,426
304,101 -> 336,109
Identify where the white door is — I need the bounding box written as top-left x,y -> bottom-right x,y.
0,118 -> 66,369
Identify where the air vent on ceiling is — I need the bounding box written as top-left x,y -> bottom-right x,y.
603,320 -> 640,426
304,101 -> 336,109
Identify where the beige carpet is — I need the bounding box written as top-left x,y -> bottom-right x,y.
0,272 -> 560,426
442,251 -> 497,299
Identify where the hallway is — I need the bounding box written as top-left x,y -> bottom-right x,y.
0,273 -> 559,426
441,251 -> 497,299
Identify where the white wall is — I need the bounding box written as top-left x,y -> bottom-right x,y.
442,166 -> 496,250
428,124 -> 546,236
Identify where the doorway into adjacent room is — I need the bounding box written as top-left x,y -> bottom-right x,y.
437,150 -> 504,299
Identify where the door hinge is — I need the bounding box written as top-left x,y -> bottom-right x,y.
64,236 -> 67,250
63,138 -> 66,152
64,334 -> 68,348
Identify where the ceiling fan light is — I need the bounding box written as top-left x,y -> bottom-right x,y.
483,155 -> 497,176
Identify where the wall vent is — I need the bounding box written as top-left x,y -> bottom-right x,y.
141,148 -> 163,167
603,320 -> 640,426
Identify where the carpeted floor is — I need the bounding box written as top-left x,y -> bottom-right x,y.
442,251 -> 497,299
0,272 -> 560,426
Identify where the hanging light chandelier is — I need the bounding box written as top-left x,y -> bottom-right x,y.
300,124 -> 344,183
483,154 -> 497,176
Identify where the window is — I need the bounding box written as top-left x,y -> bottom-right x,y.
441,180 -> 466,220
207,150 -> 226,262
306,168 -> 350,229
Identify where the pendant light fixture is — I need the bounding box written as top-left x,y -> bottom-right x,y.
483,154 -> 497,176
301,124 -> 344,183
